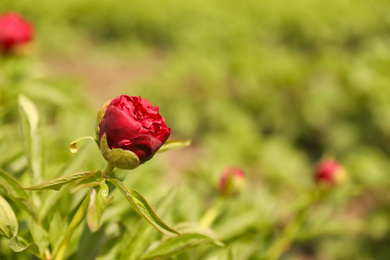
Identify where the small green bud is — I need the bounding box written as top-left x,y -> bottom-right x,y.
219,167 -> 246,196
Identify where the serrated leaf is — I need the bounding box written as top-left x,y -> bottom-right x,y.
158,139 -> 192,153
22,171 -> 100,191
69,136 -> 97,154
18,95 -> 44,185
8,236 -> 40,258
0,169 -> 38,220
141,233 -> 224,259
87,181 -> 110,232
109,179 -> 179,237
0,195 -> 18,238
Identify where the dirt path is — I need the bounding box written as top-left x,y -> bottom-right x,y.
43,46 -> 165,107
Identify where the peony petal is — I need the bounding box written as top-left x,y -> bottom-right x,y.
98,95 -> 171,164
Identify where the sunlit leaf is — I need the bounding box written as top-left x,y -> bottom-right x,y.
54,194 -> 90,259
69,171 -> 103,193
8,236 -> 40,258
109,179 -> 179,237
49,212 -> 66,256
0,169 -> 38,220
18,95 -> 39,138
87,181 -> 111,232
141,233 -> 224,259
123,188 -> 178,260
18,95 -> 44,185
30,220 -> 49,256
158,139 -> 192,153
0,196 -> 18,238
22,171 -> 100,191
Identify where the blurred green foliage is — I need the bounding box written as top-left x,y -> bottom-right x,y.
1,0 -> 390,259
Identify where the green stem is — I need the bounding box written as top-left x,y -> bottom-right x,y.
54,193 -> 90,260
262,207 -> 309,260
102,163 -> 115,178
262,191 -> 324,260
199,197 -> 225,227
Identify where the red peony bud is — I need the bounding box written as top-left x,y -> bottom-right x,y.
0,12 -> 33,53
315,159 -> 347,186
97,95 -> 171,169
219,167 -> 246,196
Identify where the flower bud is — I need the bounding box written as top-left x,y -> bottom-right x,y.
0,12 -> 33,53
315,159 -> 347,186
219,167 -> 246,196
96,95 -> 171,169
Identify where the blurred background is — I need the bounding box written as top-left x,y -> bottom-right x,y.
1,0 -> 390,259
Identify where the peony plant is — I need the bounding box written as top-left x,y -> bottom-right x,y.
0,94 -> 200,260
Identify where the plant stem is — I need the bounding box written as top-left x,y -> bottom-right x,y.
262,207 -> 309,260
199,197 -> 225,227
54,193 -> 90,260
103,163 -> 115,178
45,249 -> 52,260
261,190 -> 325,260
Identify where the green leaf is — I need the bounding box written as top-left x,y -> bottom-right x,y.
0,196 -> 18,238
30,220 -> 50,256
49,212 -> 66,256
54,194 -> 90,259
8,236 -> 40,258
109,179 -> 179,237
69,171 -> 103,193
158,139 -> 192,153
22,171 -> 100,191
18,95 -> 39,137
18,95 -> 44,185
0,169 -> 38,220
123,188 -> 178,260
69,136 -> 97,154
87,181 -> 111,232
141,233 -> 224,259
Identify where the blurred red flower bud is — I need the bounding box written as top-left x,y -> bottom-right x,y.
97,95 -> 171,169
0,12 -> 33,52
219,167 -> 246,196
315,159 -> 347,186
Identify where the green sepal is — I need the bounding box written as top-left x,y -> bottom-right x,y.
95,100 -> 111,141
100,134 -> 140,170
